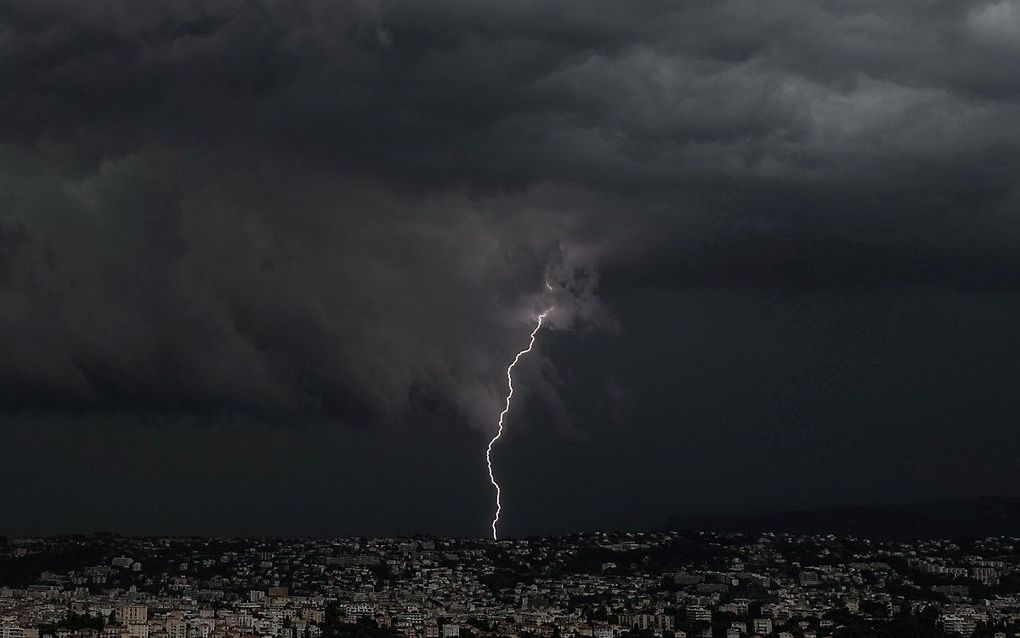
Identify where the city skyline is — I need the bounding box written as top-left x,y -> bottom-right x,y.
3,531 -> 1019,638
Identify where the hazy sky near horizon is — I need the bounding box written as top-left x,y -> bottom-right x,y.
4,0 -> 1020,537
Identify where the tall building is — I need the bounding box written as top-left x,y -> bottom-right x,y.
753,618 -> 773,635
941,615 -> 976,637
120,606 -> 148,625
441,625 -> 459,638
166,616 -> 187,638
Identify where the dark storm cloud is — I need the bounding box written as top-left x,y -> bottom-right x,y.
2,0 -> 1019,425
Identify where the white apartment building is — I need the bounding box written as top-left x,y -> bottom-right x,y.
753,618 -> 773,635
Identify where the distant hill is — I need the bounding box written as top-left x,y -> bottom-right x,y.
662,497 -> 1020,540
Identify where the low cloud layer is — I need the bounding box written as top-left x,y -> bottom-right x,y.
2,0 -> 1020,428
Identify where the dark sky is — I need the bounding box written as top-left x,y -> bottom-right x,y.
4,0 -> 1020,538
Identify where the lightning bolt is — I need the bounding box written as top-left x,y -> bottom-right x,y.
485,307 -> 554,540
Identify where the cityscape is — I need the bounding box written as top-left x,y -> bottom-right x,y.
4,532 -> 1020,638
5,3 -> 1020,638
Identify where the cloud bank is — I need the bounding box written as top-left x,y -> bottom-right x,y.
2,0 -> 1019,427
